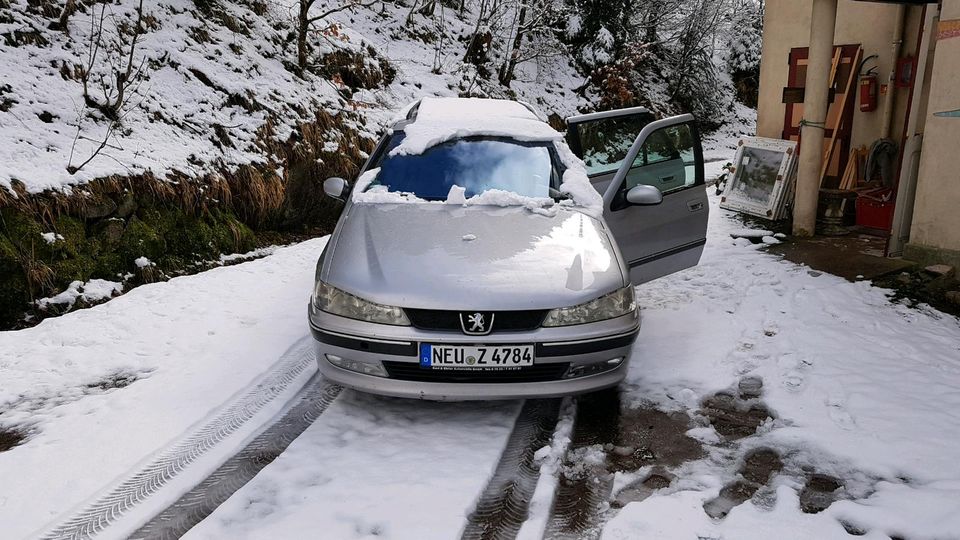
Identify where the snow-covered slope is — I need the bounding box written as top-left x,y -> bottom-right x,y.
0,0 -> 587,195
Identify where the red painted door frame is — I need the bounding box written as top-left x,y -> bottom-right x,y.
784,44 -> 861,186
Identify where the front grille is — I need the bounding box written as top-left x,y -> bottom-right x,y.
382,361 -> 569,383
404,309 -> 548,332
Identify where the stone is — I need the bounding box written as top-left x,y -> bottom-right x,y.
924,264 -> 955,278
98,219 -> 126,247
78,195 -> 117,219
115,194 -> 138,219
946,290 -> 960,306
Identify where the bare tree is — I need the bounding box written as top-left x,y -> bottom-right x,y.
296,0 -> 380,72
496,0 -> 566,86
68,0 -> 149,174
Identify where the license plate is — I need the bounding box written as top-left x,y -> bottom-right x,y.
419,344 -> 534,369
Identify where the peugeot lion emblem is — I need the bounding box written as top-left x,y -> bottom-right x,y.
460,311 -> 494,335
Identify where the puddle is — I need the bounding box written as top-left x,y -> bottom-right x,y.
703,448 -> 783,519
0,425 -> 28,452
700,391 -> 773,440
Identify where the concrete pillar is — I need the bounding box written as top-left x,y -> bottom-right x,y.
881,5 -> 907,140
793,0 -> 838,237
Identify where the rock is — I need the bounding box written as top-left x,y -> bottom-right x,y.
97,219 -> 126,247
924,264 -> 955,278
115,194 -> 138,218
78,195 -> 117,219
946,290 -> 960,306
896,272 -> 912,284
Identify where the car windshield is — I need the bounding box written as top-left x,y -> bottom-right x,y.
367,135 -> 560,201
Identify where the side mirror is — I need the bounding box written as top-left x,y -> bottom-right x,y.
323,177 -> 349,201
625,184 -> 663,206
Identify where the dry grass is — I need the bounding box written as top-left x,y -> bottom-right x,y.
0,107 -> 374,232
18,250 -> 55,299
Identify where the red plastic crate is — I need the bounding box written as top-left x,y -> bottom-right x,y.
856,188 -> 895,231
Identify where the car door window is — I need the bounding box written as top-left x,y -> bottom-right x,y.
568,112 -> 654,176
625,123 -> 698,194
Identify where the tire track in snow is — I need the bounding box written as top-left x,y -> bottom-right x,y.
461,398 -> 562,540
543,389 -> 621,540
129,374 -> 341,539
37,337 -> 321,540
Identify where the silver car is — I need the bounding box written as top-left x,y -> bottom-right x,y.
308,97 -> 708,400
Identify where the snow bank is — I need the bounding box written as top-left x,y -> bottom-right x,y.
0,237 -> 327,538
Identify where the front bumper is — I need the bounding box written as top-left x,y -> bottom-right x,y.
307,304 -> 640,401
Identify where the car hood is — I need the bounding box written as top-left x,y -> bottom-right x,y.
323,203 -> 626,311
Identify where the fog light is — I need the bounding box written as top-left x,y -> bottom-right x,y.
325,354 -> 388,377
563,358 -> 624,379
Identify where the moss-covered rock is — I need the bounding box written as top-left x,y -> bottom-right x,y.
119,215 -> 166,266
0,207 -> 43,253
0,233 -> 29,326
209,210 -> 256,254
51,214 -> 88,259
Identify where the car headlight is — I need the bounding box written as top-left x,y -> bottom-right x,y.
312,281 -> 410,326
541,286 -> 636,327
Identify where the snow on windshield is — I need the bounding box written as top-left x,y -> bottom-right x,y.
352,98 -> 603,218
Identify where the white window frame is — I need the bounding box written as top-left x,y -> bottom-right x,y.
720,137 -> 798,219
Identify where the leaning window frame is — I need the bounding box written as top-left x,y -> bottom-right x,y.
720,137 -> 798,219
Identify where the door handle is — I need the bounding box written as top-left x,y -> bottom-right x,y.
659,175 -> 675,184
687,201 -> 704,211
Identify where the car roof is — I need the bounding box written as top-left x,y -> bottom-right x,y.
391,97 -> 547,129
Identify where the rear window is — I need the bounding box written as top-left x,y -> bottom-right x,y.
366,135 -> 560,201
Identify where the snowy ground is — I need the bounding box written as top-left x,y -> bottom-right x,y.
3,189 -> 960,539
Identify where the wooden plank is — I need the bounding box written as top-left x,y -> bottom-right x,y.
820,47 -> 862,186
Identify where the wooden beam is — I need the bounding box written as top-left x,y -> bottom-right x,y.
820,47 -> 862,186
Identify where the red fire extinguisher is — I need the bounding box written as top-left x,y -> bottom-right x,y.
859,66 -> 878,113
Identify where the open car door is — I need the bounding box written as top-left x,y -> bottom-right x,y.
566,108 -> 709,285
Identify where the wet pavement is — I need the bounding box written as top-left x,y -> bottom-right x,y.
700,390 -> 773,440
703,448 -> 783,519
544,388 -> 704,539
799,473 -> 845,514
767,233 -> 914,281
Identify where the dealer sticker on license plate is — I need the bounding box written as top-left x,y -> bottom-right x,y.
420,344 -> 534,369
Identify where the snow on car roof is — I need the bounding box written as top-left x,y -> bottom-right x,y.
389,97 -> 563,157
416,97 -> 542,122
